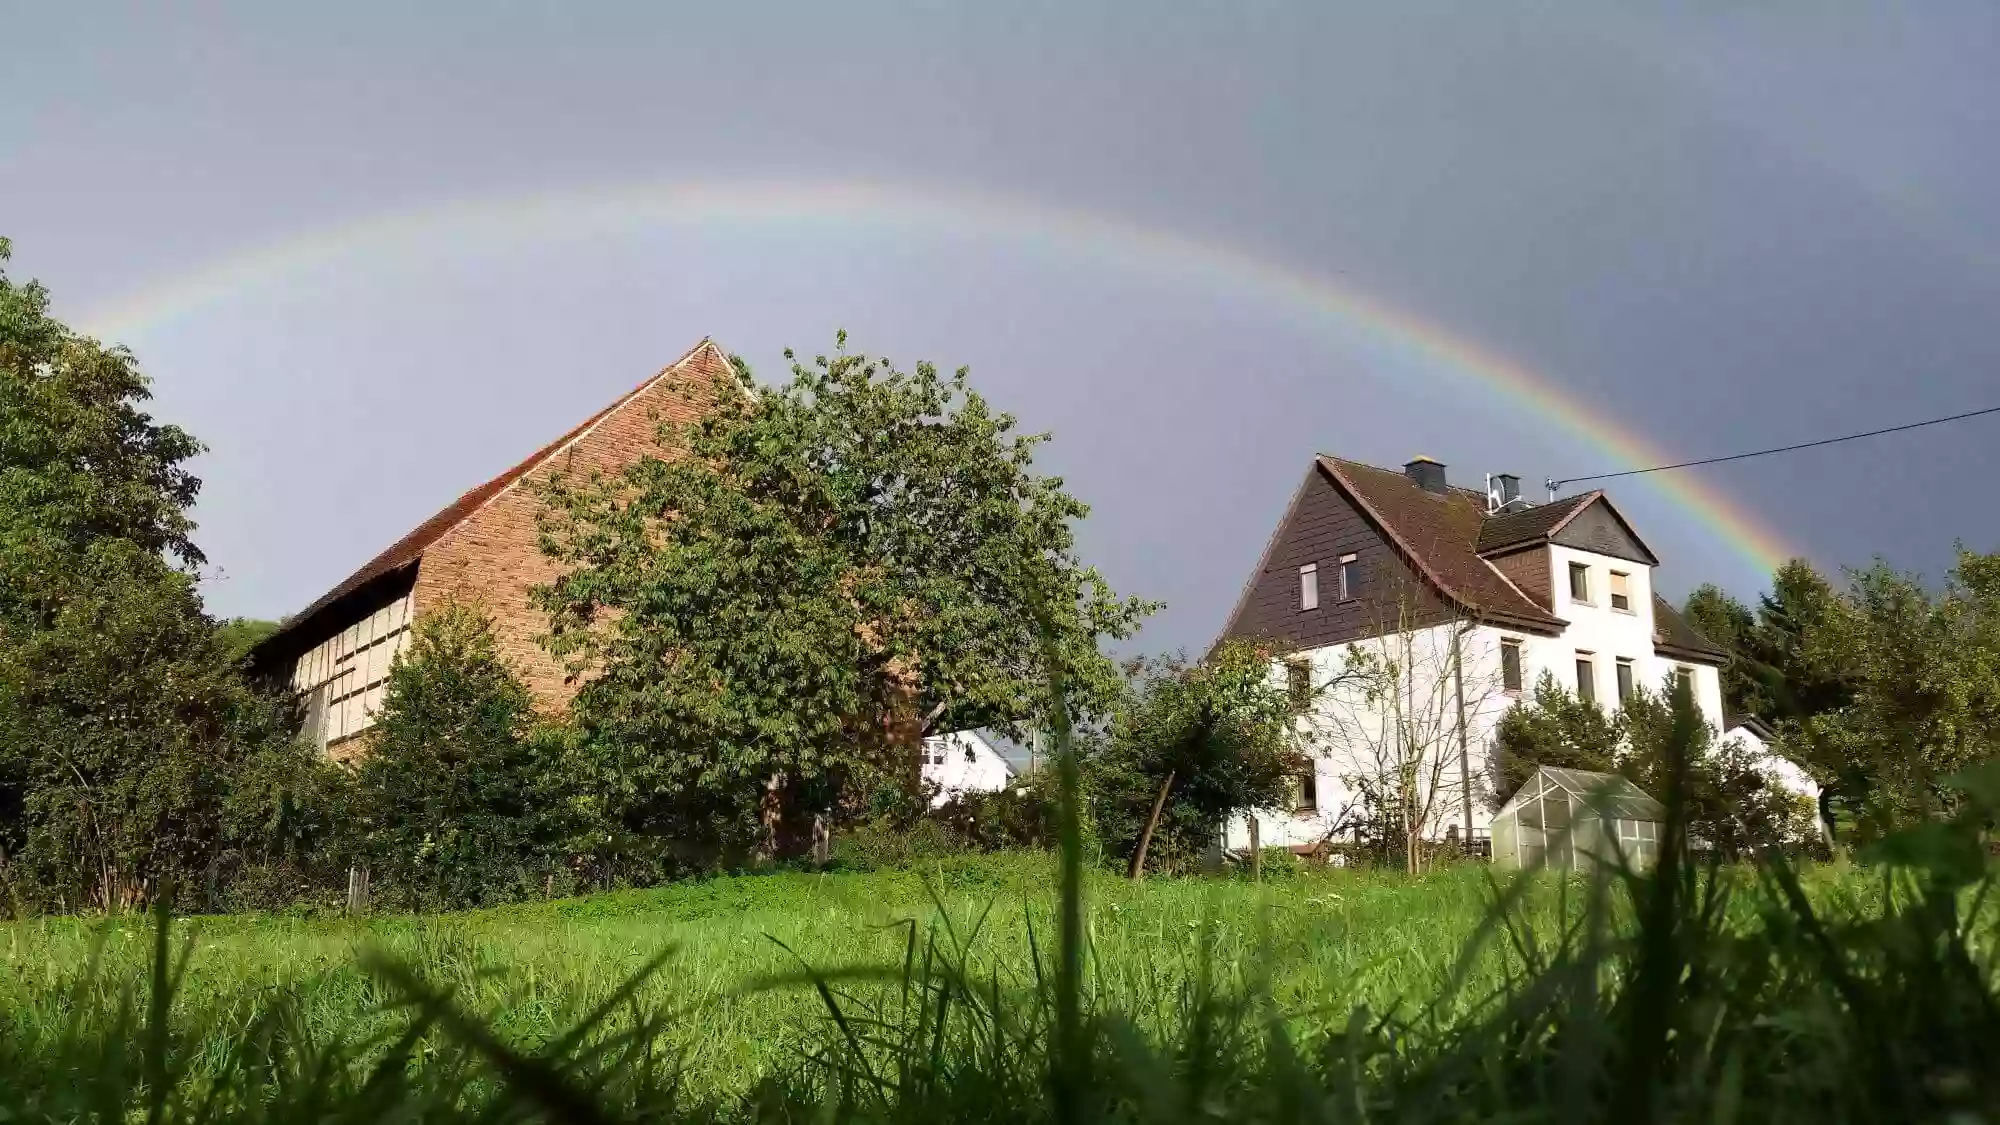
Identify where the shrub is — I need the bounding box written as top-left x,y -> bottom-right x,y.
351,601 -> 583,909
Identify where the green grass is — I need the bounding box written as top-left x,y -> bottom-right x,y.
1,856 -> 1542,1101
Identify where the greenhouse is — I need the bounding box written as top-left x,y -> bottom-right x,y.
1489,766 -> 1665,873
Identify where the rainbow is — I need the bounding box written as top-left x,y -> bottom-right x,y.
76,178 -> 1794,574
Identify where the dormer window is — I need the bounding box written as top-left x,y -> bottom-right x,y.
1568,562 -> 1591,604
1609,571 -> 1632,613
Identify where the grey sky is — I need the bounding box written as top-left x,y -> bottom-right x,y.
5,2 -> 1997,655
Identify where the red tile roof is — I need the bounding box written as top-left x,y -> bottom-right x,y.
259,338 -> 730,651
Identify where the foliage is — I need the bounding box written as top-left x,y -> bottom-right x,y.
351,601 -> 586,909
7,756 -> 2000,1121
1491,673 -> 1817,856
931,767 -> 1065,852
1489,672 -> 1621,802
535,334 -> 1154,857
214,734 -> 355,910
0,239 -> 290,913
213,618 -> 280,664
1085,639 -> 1303,873
1791,548 -> 2000,841
1683,560 -> 1858,731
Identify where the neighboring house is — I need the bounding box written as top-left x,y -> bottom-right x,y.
1216,455 -> 1729,855
1723,712 -> 1829,842
920,730 -> 1015,806
247,339 -> 740,757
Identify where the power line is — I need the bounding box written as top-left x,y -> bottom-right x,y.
1550,403 -> 2000,492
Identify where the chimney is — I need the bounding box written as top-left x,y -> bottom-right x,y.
1404,456 -> 1448,495
1496,473 -> 1521,509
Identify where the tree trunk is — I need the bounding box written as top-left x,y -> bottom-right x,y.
1129,770 -> 1175,881
1249,815 -> 1262,883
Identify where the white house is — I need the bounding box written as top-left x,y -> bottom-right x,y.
920,729 -> 1014,806
1214,455 -> 1731,856
1722,713 -> 1830,843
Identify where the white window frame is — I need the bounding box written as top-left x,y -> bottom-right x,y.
1575,651 -> 1597,704
1609,570 -> 1632,613
1299,563 -> 1319,611
1337,553 -> 1357,602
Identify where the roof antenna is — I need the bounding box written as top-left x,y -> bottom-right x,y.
1545,477 -> 1559,502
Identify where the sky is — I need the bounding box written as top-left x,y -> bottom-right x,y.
4,2 -> 1998,659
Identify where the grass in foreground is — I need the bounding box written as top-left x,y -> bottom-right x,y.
5,687 -> 1999,1121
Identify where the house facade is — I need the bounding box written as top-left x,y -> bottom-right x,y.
920,730 -> 1014,806
1216,455 -> 1729,854
248,338 -> 741,756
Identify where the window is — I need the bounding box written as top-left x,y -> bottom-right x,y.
1568,562 -> 1591,603
1287,660 -> 1312,711
1616,658 -> 1635,703
1299,563 -> 1319,610
1673,665 -> 1693,696
1500,638 -> 1524,693
1609,571 -> 1631,612
1575,653 -> 1596,704
1337,553 -> 1358,601
1293,767 -> 1319,813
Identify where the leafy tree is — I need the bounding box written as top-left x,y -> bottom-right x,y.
215,617 -> 281,663
535,335 -> 1155,859
1086,640 -> 1302,877
1752,559 -> 1856,724
216,733 -> 355,908
1791,549 -> 2000,841
1489,672 -> 1622,805
0,238 -> 285,911
352,600 -> 583,908
1682,584 -> 1763,720
1491,674 -> 1815,857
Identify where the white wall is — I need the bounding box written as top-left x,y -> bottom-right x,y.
1228,546 -> 1728,854
922,730 -> 1012,806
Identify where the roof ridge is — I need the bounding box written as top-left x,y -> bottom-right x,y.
254,337 -> 730,654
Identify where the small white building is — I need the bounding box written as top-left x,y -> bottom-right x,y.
1215,455 -> 1732,856
920,729 -> 1014,806
1723,713 -> 1828,842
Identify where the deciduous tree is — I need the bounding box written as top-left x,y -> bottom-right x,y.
534,335 -> 1154,859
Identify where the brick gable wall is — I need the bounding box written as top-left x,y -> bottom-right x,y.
411,347 -> 736,707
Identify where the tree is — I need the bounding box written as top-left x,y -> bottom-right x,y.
1791,549 -> 2000,841
352,600 -> 584,908
1490,671 -> 1622,804
1682,584 -> 1763,720
534,335 -> 1155,860
1491,675 -> 1818,858
0,237 -> 285,911
1309,580 -> 1509,873
1086,640 -> 1305,877
215,617 -> 281,663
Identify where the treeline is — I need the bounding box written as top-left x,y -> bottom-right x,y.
3,244 -> 1295,914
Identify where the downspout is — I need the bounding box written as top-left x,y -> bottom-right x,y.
1451,623 -> 1474,843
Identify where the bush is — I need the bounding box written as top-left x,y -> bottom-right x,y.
351,601 -> 586,910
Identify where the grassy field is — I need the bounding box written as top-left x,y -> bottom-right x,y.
2,856 -> 1545,1099
6,850 -> 1991,1122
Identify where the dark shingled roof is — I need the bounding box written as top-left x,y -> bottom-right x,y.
1317,456 -> 1565,632
1652,594 -> 1729,663
1475,493 -> 1594,555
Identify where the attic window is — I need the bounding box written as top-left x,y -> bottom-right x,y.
1337,554 -> 1357,602
1299,563 -> 1319,611
1609,571 -> 1632,612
